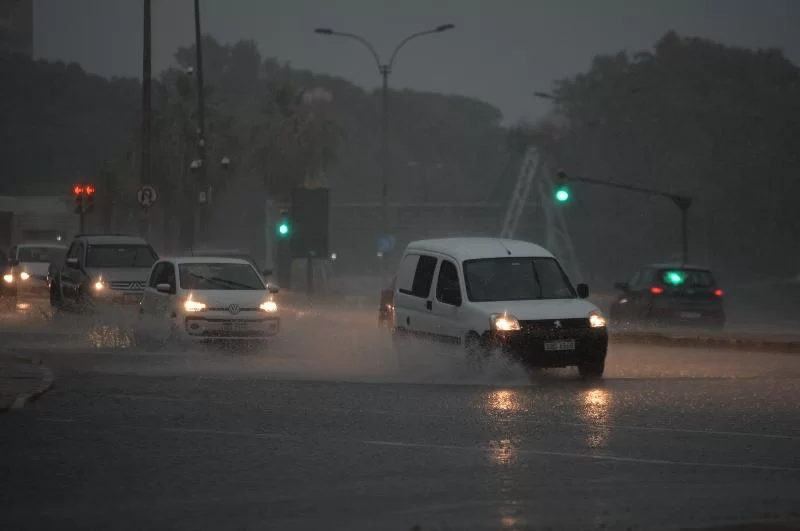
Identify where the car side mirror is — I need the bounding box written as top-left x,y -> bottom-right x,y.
66,257 -> 79,269
267,284 -> 280,294
614,282 -> 629,292
577,283 -> 590,299
262,269 -> 273,277
156,283 -> 172,294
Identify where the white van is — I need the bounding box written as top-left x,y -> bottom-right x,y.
392,237 -> 608,378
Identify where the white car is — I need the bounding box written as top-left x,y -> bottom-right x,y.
391,238 -> 608,378
135,256 -> 280,348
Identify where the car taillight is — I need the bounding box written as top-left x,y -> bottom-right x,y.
714,289 -> 724,297
650,286 -> 664,295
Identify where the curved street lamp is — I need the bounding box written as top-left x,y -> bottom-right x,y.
314,24 -> 455,255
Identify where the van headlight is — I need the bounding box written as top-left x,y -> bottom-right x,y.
260,300 -> 278,313
3,273 -> 14,284
19,271 -> 30,281
589,310 -> 607,328
184,299 -> 206,312
93,279 -> 105,291
492,313 -> 521,332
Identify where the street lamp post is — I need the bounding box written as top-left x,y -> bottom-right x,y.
314,24 -> 454,260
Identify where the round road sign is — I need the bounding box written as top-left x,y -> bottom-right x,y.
137,185 -> 157,207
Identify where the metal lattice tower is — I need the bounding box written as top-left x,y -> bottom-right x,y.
500,146 -> 583,282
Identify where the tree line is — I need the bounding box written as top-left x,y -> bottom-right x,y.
1,31 -> 797,280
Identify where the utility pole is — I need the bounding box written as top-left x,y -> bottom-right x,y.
193,0 -> 208,247
139,0 -> 152,238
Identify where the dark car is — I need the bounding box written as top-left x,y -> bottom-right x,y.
609,263 -> 725,329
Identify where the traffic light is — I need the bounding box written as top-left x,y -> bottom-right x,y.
72,184 -> 84,214
554,170 -> 570,203
276,210 -> 291,238
555,184 -> 570,203
85,183 -> 96,213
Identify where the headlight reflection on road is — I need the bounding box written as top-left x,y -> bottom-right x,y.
487,389 -> 521,414
484,390 -> 523,466
579,387 -> 614,449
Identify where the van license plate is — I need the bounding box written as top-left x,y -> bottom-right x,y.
680,312 -> 701,319
544,340 -> 575,351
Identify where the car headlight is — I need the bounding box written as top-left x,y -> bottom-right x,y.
589,310 -> 607,328
93,279 -> 105,290
184,299 -> 206,312
260,300 -> 278,313
20,271 -> 30,281
492,313 -> 521,332
3,273 -> 13,284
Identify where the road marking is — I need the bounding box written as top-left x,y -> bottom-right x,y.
38,417 -> 800,473
84,394 -> 798,441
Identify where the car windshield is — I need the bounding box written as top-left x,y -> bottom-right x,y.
658,268 -> 716,288
179,262 -> 264,291
85,245 -> 158,268
463,257 -> 576,302
18,246 -> 66,263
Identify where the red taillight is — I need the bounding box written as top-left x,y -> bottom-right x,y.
714,289 -> 724,297
650,286 -> 664,295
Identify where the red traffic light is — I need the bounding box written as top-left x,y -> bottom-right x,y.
86,184 -> 96,196
73,185 -> 84,196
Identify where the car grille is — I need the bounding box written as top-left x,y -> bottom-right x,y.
518,318 -> 591,340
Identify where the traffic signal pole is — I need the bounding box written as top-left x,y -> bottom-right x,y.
140,0 -> 152,239
193,0 -> 209,247
557,173 -> 693,264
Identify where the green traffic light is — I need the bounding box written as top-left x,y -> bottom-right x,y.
555,186 -> 570,203
278,222 -> 289,236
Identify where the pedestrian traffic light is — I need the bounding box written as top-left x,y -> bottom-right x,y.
85,183 -> 96,213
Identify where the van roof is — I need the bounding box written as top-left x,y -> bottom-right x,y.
406,238 -> 554,262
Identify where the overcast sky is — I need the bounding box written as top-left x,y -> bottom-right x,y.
34,0 -> 800,123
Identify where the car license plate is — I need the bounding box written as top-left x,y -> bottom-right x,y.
123,293 -> 140,304
544,340 -> 576,351
680,312 -> 701,319
222,321 -> 246,332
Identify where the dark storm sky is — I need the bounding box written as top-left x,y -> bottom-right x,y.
33,0 -> 800,123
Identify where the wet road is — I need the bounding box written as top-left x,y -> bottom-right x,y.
1,303 -> 800,531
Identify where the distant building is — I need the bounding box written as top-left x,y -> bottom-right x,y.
0,0 -> 33,57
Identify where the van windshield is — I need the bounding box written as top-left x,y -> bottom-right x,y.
463,257 -> 576,302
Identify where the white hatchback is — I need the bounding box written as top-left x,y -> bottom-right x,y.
135,256 -> 280,347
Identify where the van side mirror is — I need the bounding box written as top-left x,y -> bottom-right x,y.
267,284 -> 280,294
576,283 -> 590,299
66,257 -> 79,269
614,282 -> 629,292
156,283 -> 172,294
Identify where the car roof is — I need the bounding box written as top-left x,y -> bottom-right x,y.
646,262 -> 711,271
78,234 -> 151,245
163,256 -> 254,266
406,238 -> 554,262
